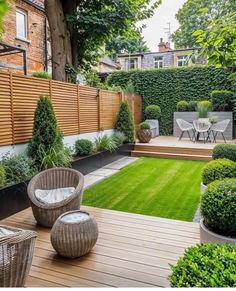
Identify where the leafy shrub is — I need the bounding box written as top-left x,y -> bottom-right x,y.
211,90 -> 235,111
139,122 -> 150,130
145,105 -> 161,119
94,134 -> 118,153
32,71 -> 52,80
176,100 -> 188,112
75,139 -> 93,156
28,96 -> 64,169
39,145 -> 72,170
170,243 -> 236,287
213,144 -> 236,162
188,100 -> 198,111
201,178 -> 236,237
1,153 -> 37,185
111,131 -> 126,147
202,159 -> 236,185
115,100 -> 135,143
0,165 -> 5,187
197,100 -> 211,118
107,66 -> 232,135
123,80 -> 136,94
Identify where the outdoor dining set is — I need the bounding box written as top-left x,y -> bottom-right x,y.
176,118 -> 230,143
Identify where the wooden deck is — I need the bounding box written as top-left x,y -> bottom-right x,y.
1,206 -> 200,287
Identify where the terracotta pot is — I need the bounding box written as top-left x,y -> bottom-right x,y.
200,219 -> 236,244
137,129 -> 152,143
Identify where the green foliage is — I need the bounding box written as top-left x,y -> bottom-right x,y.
111,131 -> 126,147
176,100 -> 188,112
123,80 -> 136,95
211,90 -> 235,111
145,105 -> 161,119
75,139 -> 93,156
115,100 -> 135,142
94,134 -> 118,153
1,153 -> 37,186
139,122 -> 150,130
28,96 -> 64,169
0,165 -> 5,187
188,100 -> 198,111
172,0 -> 235,48
0,0 -> 7,34
32,71 -> 52,80
202,159 -> 236,185
170,243 -> 236,287
106,33 -> 150,60
197,100 -> 211,118
107,66 -> 232,135
201,178 -> 236,236
213,144 -> 236,162
193,11 -> 236,72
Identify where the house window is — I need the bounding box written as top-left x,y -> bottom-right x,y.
154,56 -> 163,68
16,9 -> 28,39
125,58 -> 138,70
177,55 -> 187,67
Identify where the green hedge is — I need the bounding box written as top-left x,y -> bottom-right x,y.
107,66 -> 232,135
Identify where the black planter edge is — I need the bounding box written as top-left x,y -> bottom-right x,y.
0,143 -> 135,220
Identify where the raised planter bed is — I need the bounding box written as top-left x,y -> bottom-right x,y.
0,143 -> 134,220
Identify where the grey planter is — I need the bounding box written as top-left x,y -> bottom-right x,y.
201,182 -> 207,194
174,112 -> 233,140
145,120 -> 159,138
200,219 -> 236,244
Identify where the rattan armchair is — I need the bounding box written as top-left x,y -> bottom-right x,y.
27,168 -> 84,227
0,225 -> 37,287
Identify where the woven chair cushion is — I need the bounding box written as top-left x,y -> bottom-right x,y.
0,227 -> 15,238
35,187 -> 75,204
61,212 -> 89,223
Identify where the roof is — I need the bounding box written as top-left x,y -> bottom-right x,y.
100,56 -> 121,69
23,0 -> 45,11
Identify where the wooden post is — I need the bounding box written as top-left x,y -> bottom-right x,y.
97,89 -> 101,131
10,72 -> 15,145
77,85 -> 80,134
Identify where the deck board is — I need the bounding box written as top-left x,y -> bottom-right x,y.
0,206 -> 199,287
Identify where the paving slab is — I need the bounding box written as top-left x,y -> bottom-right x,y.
103,157 -> 139,170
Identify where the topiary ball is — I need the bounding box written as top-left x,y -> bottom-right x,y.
145,105 -> 161,120
176,100 -> 188,112
201,178 -> 236,237
170,243 -> 236,287
202,158 -> 236,185
139,122 -> 151,130
213,144 -> 236,162
75,139 -> 93,156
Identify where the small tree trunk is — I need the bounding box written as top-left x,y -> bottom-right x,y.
45,0 -> 72,81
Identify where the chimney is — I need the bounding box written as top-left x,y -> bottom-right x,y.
158,38 -> 171,52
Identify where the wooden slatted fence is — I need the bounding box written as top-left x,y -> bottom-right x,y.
0,72 -> 142,146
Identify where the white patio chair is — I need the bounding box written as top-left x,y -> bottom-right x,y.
210,119 -> 230,143
193,120 -> 211,143
176,119 -> 195,141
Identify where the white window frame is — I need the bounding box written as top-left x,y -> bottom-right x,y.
177,55 -> 187,67
16,8 -> 28,40
125,57 -> 138,70
154,56 -> 163,68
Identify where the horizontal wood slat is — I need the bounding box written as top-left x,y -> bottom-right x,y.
0,72 -> 141,146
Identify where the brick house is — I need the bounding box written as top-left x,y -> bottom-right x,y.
117,38 -> 206,71
0,0 -> 50,75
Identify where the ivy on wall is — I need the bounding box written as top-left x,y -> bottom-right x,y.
107,66 -> 233,135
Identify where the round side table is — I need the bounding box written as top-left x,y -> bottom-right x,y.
51,210 -> 98,258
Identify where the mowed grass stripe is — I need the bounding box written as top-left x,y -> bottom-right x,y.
83,157 -> 206,221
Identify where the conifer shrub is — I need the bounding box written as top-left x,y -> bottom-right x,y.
115,100 -> 135,143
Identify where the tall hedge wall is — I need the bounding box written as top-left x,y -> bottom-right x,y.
107,66 -> 233,135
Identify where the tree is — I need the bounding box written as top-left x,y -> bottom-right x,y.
45,0 -> 160,82
172,0 -> 235,49
0,0 -> 7,34
106,34 -> 150,60
193,12 -> 236,73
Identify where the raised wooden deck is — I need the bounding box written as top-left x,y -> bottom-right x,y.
1,206 -> 199,287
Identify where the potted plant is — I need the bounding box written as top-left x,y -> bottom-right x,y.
176,100 -> 189,112
201,158 -> 236,193
197,100 -> 211,123
169,243 -> 236,287
200,178 -> 236,243
144,105 -> 161,137
137,122 -> 152,143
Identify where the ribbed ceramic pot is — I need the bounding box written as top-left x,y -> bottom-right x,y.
137,129 -> 152,143
51,210 -> 98,258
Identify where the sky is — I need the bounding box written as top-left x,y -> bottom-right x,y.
141,0 -> 187,51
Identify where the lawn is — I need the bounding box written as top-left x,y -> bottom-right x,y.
83,157 -> 206,221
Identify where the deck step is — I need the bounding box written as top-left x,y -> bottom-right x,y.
131,150 -> 212,161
